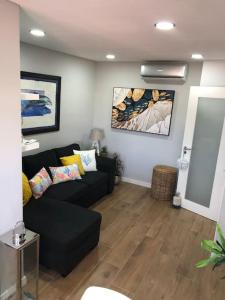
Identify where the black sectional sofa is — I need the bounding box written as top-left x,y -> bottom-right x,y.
22,143 -> 116,276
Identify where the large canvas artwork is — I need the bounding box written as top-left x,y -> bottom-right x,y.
111,88 -> 175,136
21,72 -> 61,135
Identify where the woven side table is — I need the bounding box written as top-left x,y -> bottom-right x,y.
151,165 -> 178,201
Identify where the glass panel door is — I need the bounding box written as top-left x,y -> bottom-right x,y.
186,98 -> 225,207
177,86 -> 225,221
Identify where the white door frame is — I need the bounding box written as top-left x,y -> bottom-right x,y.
177,86 -> 225,221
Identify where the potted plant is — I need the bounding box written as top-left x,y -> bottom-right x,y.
100,146 -> 108,157
196,224 -> 225,277
112,153 -> 124,185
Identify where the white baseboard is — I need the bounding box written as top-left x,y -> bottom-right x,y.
181,198 -> 216,221
122,177 -> 151,188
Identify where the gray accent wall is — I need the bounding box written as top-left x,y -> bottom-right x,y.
21,43 -> 96,153
93,62 -> 202,185
20,43 -> 202,186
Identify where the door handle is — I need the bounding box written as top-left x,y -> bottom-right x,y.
183,146 -> 192,155
184,146 -> 192,151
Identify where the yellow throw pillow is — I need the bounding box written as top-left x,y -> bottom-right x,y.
60,154 -> 85,176
22,173 -> 32,206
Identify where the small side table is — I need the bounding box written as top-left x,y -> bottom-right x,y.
0,229 -> 39,300
151,165 -> 178,201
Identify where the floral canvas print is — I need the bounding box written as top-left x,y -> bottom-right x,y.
111,88 -> 175,136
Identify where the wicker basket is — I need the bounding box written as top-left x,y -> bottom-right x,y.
151,165 -> 178,201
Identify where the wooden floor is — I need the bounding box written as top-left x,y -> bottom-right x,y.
38,183 -> 225,300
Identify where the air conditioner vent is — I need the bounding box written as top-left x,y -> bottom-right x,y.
141,61 -> 188,84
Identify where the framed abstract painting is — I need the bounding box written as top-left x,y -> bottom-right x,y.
111,87 -> 175,136
21,71 -> 61,135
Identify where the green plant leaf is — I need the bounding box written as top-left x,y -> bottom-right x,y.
217,224 -> 225,251
196,258 -> 212,268
216,240 -> 224,250
201,240 -> 223,254
196,255 -> 225,268
212,257 -> 225,270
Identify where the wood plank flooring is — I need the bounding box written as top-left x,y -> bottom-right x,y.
38,183 -> 225,300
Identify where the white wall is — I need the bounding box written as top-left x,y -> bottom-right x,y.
0,0 -> 21,295
200,60 -> 225,234
201,61 -> 225,86
21,43 -> 96,152
93,62 -> 202,186
218,193 -> 225,238
0,0 -> 21,235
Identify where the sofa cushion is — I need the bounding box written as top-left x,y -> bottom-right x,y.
49,164 -> 81,184
23,197 -> 101,253
54,143 -> 80,162
23,150 -> 59,179
22,172 -> 32,206
60,154 -> 85,175
40,227 -> 100,276
44,180 -> 89,204
29,167 -> 52,199
76,171 -> 108,207
96,156 -> 116,193
81,171 -> 108,186
73,149 -> 97,172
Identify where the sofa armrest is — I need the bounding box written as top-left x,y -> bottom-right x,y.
96,156 -> 116,193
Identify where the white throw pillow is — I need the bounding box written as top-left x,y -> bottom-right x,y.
73,149 -> 97,172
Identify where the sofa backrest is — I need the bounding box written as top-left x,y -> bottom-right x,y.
23,150 -> 60,179
53,143 -> 80,161
22,143 -> 80,179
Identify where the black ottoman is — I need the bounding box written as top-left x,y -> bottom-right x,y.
23,197 -> 102,276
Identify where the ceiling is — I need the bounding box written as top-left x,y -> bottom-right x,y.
11,0 -> 225,62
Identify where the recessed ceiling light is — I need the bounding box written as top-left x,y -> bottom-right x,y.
155,21 -> 175,31
106,54 -> 115,60
192,53 -> 203,59
30,29 -> 45,37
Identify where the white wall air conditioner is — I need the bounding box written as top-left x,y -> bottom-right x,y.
140,62 -> 188,84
